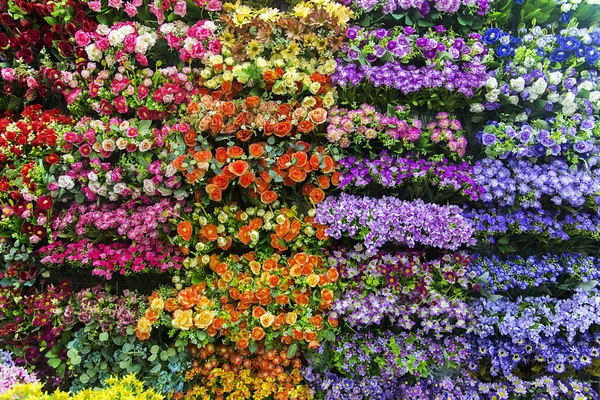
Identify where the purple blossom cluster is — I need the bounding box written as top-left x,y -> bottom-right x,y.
475,376 -> 598,400
477,114 -> 599,165
326,104 -> 468,156
474,158 -> 600,209
326,330 -> 470,380
463,206 -> 600,242
471,290 -> 600,377
340,151 -> 481,200
332,59 -> 489,99
343,25 -> 487,65
470,253 -> 600,292
315,193 -> 476,253
329,248 -> 474,328
337,0 -> 491,15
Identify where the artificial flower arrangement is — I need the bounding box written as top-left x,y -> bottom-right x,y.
135,251 -> 339,351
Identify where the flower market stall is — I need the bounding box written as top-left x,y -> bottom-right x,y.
1,0 -> 600,398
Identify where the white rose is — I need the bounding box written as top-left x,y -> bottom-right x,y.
548,93 -> 560,103
108,30 -> 125,46
561,92 -> 576,106
531,78 -> 547,95
85,44 -> 103,62
143,179 -> 156,196
485,89 -> 500,102
255,57 -> 267,69
88,172 -> 98,182
589,91 -> 600,102
470,103 -> 485,113
561,3 -> 572,12
510,77 -> 526,92
113,182 -> 127,194
485,77 -> 498,89
579,80 -> 594,91
97,24 -> 111,35
508,95 -> 519,105
58,176 -> 75,190
523,56 -> 535,68
563,103 -> 578,115
548,71 -> 563,85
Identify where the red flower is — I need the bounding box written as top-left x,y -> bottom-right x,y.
45,153 -> 59,165
36,196 -> 53,211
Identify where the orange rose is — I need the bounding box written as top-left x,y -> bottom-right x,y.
255,287 -> 270,300
277,104 -> 292,116
210,114 -> 224,134
229,160 -> 249,176
304,331 -> 317,341
187,101 -> 201,114
274,121 -> 293,137
297,120 -> 315,133
212,174 -> 229,190
212,317 -> 225,330
193,150 -> 212,164
277,154 -> 291,169
198,115 -> 212,131
295,294 -> 310,306
268,275 -> 280,287
200,94 -> 213,108
318,175 -> 331,189
171,309 -> 193,330
262,258 -> 276,271
177,287 -> 200,309
275,294 -> 289,305
172,155 -> 187,171
236,129 -> 253,142
293,152 -> 308,168
288,166 -> 306,183
321,288 -> 333,302
306,274 -> 320,287
183,130 -> 197,147
220,101 -> 236,116
309,187 -> 325,204
227,146 -> 244,159
206,184 -> 222,201
215,147 -> 228,163
251,326 -> 265,341
328,315 -> 339,327
135,328 -> 150,341
308,108 -> 327,124
263,70 -> 278,81
236,338 -> 249,350
309,153 -> 321,170
252,306 -> 266,319
331,171 -> 341,186
238,226 -> 251,245
249,143 -> 265,158
177,220 -> 193,242
194,310 -> 216,329
164,298 -> 179,312
260,313 -> 275,328
200,224 -> 219,242
215,262 -> 228,275
249,260 -> 262,275
327,267 -> 339,282
246,96 -> 261,108
239,172 -> 256,188
309,315 -> 324,329
260,190 -> 278,205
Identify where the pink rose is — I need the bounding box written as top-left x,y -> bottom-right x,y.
1,68 -> 15,82
87,0 -> 102,11
135,53 -> 148,66
137,85 -> 149,100
190,42 -> 205,59
108,0 -> 123,9
114,96 -> 128,114
74,31 -> 91,47
63,88 -> 82,105
173,0 -> 186,16
205,0 -> 222,11
124,3 -> 138,17
123,33 -> 137,53
96,38 -> 110,51
208,39 -> 221,54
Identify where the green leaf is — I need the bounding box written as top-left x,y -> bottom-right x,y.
249,341 -> 258,354
99,332 -> 109,342
79,373 -> 90,384
47,358 -> 62,369
287,342 -> 298,358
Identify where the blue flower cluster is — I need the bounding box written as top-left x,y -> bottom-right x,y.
470,253 -> 600,292
475,158 -> 600,209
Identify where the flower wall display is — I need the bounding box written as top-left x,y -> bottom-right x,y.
1,0 -> 600,398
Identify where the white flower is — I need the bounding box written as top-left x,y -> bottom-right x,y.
589,91 -> 600,102
85,44 -> 103,62
563,103 -> 578,115
485,77 -> 498,89
508,95 -> 519,105
579,80 -> 594,91
548,93 -> 560,103
58,176 -> 75,190
561,92 -> 576,106
531,78 -> 547,95
96,24 -> 111,35
143,179 -> 156,195
515,113 -> 528,122
113,182 -> 127,194
108,30 -> 126,46
470,103 -> 484,113
485,89 -> 500,102
548,71 -> 563,85
561,3 -> 572,12
510,77 -> 526,92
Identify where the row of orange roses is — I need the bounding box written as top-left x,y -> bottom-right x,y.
171,132 -> 340,206
173,204 -> 329,256
135,251 -> 338,352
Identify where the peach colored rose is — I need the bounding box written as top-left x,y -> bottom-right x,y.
172,309 -> 193,330
260,313 -> 275,328
306,274 -> 320,287
193,310 -> 216,329
285,312 -> 297,325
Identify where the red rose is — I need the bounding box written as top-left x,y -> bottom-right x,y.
36,196 -> 53,210
45,153 -> 59,165
15,48 -> 34,63
0,33 -> 9,50
57,41 -> 72,57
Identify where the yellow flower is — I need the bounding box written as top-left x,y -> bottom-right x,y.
172,309 -> 194,330
293,2 -> 312,18
150,296 -> 164,311
194,310 -> 216,329
260,312 -> 275,328
258,7 -> 279,21
137,316 -> 153,333
247,40 -> 263,59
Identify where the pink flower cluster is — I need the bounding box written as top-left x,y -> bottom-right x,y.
160,20 -> 221,62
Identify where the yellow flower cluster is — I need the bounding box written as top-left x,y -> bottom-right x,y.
180,368 -> 312,400
0,374 -> 163,400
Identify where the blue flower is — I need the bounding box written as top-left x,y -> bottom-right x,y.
585,46 -> 600,65
483,28 -> 501,45
560,36 -> 580,51
549,49 -> 571,63
496,44 -> 512,58
559,11 -> 573,23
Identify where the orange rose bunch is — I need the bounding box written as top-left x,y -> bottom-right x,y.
172,204 -> 329,255
184,96 -> 330,141
137,251 -> 339,353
